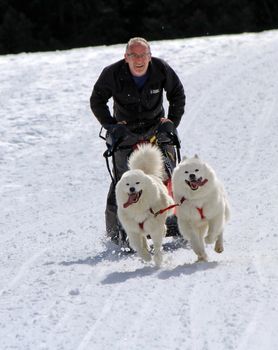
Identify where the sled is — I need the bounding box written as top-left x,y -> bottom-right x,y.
99,121 -> 182,244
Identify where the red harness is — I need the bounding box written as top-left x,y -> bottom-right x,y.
196,207 -> 206,220
137,196 -> 206,231
138,205 -> 177,230
180,196 -> 206,220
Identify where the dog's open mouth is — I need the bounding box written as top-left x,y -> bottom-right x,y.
185,178 -> 208,191
123,190 -> 142,208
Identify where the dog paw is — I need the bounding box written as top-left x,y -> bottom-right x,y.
214,242 -> 224,253
154,253 -> 163,267
196,253 -> 208,262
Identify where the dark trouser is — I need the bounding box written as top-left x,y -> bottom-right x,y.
105,123 -> 177,240
105,147 -> 132,240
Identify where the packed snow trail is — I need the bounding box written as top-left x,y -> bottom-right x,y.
0,30 -> 278,349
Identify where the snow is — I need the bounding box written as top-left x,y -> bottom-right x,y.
1,30 -> 278,350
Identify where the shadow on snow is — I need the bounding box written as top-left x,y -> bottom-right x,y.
101,261 -> 219,284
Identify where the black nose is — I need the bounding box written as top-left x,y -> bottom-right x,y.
189,173 -> 196,181
129,187 -> 135,193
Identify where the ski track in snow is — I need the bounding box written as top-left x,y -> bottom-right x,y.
1,31 -> 278,349
0,248 -> 49,297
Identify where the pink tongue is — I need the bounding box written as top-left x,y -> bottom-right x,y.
123,193 -> 138,208
191,182 -> 199,190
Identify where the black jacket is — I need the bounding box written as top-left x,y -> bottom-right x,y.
90,57 -> 185,129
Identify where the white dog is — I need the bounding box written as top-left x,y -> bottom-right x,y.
116,144 -> 174,266
172,155 -> 230,262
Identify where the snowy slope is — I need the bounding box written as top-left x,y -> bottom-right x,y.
1,30 -> 278,350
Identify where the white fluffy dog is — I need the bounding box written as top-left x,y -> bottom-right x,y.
116,144 -> 174,266
172,155 -> 230,262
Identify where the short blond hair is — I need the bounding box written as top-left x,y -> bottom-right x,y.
126,37 -> 150,52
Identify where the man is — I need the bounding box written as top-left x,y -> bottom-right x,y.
90,37 -> 185,245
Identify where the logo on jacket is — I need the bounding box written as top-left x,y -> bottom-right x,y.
150,89 -> 160,94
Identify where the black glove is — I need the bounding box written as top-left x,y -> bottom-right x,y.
105,124 -> 128,150
156,120 -> 180,147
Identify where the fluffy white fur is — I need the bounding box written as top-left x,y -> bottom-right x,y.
172,155 -> 230,262
116,144 -> 174,266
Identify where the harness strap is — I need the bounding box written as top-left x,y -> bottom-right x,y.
151,204 -> 180,217
181,198 -> 206,220
196,207 -> 206,220
138,203 -> 180,231
138,208 -> 154,231
138,197 -> 206,231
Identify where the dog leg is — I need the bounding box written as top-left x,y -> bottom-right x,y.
129,233 -> 151,262
141,236 -> 152,261
178,220 -> 208,261
205,215 -> 224,244
189,226 -> 208,262
150,225 -> 166,267
191,233 -> 208,262
214,232 -> 224,253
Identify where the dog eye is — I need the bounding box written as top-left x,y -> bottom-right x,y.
126,183 -> 129,186
136,182 -> 140,184
195,169 -> 199,172
185,171 -> 188,174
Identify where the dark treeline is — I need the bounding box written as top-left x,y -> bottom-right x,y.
0,0 -> 278,54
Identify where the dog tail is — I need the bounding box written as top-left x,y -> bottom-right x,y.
128,144 -> 164,179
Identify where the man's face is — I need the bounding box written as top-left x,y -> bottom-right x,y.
124,43 -> 151,77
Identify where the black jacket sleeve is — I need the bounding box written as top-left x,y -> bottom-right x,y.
162,60 -> 185,127
90,66 -> 117,127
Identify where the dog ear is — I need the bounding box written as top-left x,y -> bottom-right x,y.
194,154 -> 199,159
